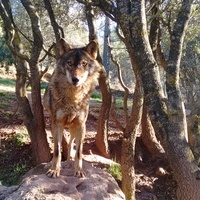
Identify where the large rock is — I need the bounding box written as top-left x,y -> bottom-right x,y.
0,161 -> 125,200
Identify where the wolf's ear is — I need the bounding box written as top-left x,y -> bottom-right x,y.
85,41 -> 98,59
58,38 -> 71,57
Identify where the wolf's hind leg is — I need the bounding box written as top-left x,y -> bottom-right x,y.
67,135 -> 75,161
46,121 -> 64,178
69,122 -> 86,177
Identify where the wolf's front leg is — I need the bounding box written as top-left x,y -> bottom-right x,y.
70,122 -> 86,177
46,121 -> 64,178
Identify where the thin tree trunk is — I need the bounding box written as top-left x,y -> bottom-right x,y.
102,16 -> 110,75
121,79 -> 143,200
115,10 -> 144,198
141,0 -> 165,157
85,4 -> 111,158
28,61 -> 51,163
96,68 -> 111,158
141,106 -> 164,157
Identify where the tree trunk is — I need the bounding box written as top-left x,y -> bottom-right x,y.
96,68 -> 111,158
115,9 -> 144,198
121,80 -> 143,200
85,4 -> 111,158
102,16 -> 110,75
130,0 -> 200,199
21,0 -> 51,164
141,106 -> 164,157
17,61 -> 51,164
28,61 -> 51,164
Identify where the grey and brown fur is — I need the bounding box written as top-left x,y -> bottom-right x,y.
43,38 -> 100,178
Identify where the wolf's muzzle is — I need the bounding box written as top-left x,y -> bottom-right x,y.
72,77 -> 79,85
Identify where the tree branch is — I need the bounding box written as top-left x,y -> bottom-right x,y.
116,25 -> 125,43
166,0 -> 193,88
21,0 -> 43,61
0,0 -> 29,61
43,0 -> 64,42
108,39 -> 130,126
76,0 -> 118,22
40,43 -> 56,62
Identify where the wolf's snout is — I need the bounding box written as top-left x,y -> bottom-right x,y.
72,77 -> 79,85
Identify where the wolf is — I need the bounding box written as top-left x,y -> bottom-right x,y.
43,38 -> 100,178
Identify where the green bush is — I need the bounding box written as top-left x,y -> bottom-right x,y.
107,164 -> 122,181
91,92 -> 102,100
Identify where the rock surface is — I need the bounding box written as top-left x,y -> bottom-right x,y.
0,161 -> 125,200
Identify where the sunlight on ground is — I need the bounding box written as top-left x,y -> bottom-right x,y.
0,85 -> 15,92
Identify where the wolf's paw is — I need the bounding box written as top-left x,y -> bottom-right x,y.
46,168 -> 60,178
74,170 -> 86,178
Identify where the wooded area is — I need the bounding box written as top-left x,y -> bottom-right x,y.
0,0 -> 200,199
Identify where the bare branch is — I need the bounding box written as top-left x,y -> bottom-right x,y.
116,25 -> 125,43
108,39 -> 130,126
21,0 -> 43,60
14,23 -> 33,44
43,0 -> 64,42
40,43 -> 56,62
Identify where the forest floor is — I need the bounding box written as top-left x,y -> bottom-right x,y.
0,75 -> 177,200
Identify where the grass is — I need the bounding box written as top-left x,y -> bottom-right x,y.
0,91 -> 16,119
40,82 -> 48,93
0,163 -> 28,186
0,91 -> 14,100
0,160 -> 31,186
0,77 -> 15,87
0,76 -> 48,93
113,98 -> 133,110
91,92 -> 102,100
107,164 -> 122,181
13,128 -> 30,146
0,128 -> 33,186
0,77 -> 34,186
0,102 -> 9,108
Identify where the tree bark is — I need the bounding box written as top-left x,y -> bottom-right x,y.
85,4 -> 111,158
121,79 -> 143,200
130,0 -> 200,199
117,7 -> 144,199
141,0 -> 164,154
102,16 -> 110,75
141,106 -> 164,157
96,68 -> 111,158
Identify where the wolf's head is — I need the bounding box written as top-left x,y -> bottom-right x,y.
57,38 -> 99,87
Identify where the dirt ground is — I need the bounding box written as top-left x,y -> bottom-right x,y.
0,88 -> 177,199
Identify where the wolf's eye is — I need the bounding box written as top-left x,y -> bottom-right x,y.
81,61 -> 87,67
67,60 -> 73,67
